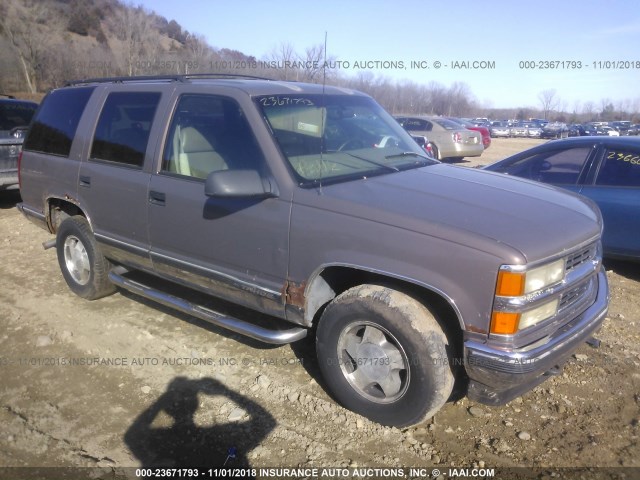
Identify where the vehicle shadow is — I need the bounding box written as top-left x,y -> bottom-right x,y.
0,190 -> 21,209
124,376 -> 275,468
440,157 -> 470,164
604,259 -> 640,282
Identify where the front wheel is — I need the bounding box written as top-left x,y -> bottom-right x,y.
56,216 -> 116,300
316,285 -> 454,426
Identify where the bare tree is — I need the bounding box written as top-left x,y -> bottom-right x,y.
582,101 -> 595,121
447,82 -> 475,117
265,42 -> 296,81
183,32 -> 211,73
297,44 -> 325,83
0,2 -> 53,93
113,4 -> 153,75
538,89 -> 559,120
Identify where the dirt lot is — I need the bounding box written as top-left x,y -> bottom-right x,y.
1,138 -> 639,479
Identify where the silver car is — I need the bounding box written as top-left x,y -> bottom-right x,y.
490,121 -> 511,138
0,96 -> 38,190
395,116 -> 484,161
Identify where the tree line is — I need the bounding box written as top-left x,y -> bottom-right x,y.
1,0 -> 638,123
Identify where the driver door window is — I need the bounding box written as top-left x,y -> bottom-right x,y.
162,94 -> 264,179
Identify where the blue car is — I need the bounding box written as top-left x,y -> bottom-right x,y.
483,137 -> 640,260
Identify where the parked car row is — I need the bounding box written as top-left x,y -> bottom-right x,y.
570,123 -> 626,137
540,122 -> 570,139
568,124 -> 598,137
488,120 -> 558,139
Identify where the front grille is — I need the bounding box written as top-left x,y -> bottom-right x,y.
565,244 -> 596,272
559,280 -> 590,309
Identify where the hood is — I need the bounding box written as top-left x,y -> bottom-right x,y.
297,164 -> 601,264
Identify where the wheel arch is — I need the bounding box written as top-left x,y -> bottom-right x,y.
302,264 -> 465,339
46,196 -> 90,233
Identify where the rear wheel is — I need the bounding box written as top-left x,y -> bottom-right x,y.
316,284 -> 454,426
428,143 -> 439,160
56,216 -> 116,300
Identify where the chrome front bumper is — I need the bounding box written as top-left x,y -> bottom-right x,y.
464,268 -> 609,405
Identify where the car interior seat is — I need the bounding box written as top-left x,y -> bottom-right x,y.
176,126 -> 228,179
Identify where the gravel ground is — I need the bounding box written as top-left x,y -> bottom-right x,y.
0,138 -> 639,479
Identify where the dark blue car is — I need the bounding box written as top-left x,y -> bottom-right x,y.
483,137 -> 640,260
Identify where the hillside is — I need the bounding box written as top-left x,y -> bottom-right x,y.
0,0 -> 257,94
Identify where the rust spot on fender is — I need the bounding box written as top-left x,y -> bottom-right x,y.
466,325 -> 488,335
64,194 -> 79,204
283,280 -> 306,308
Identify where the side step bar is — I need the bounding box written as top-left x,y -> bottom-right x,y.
108,267 -> 307,345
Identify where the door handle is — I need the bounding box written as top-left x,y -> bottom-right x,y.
149,190 -> 166,206
79,175 -> 91,187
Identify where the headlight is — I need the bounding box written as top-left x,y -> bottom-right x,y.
491,259 -> 566,335
495,259 -> 565,296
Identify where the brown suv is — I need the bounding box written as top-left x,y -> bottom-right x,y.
17,75 -> 608,426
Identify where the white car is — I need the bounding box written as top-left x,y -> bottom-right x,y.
598,126 -> 620,137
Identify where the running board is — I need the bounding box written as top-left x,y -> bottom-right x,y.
108,267 -> 307,345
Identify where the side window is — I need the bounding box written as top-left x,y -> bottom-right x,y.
497,147 -> 591,184
162,94 -> 264,179
90,92 -> 160,168
23,87 -> 95,157
595,149 -> 640,187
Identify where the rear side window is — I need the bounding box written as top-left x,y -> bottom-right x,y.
595,148 -> 640,187
91,92 -> 161,168
23,87 -> 95,157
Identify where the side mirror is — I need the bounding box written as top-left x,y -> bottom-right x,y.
204,170 -> 277,198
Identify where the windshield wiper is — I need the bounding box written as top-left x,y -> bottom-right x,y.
342,152 -> 400,173
385,151 -> 433,162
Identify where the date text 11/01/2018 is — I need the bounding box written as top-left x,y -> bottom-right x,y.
519,60 -> 640,69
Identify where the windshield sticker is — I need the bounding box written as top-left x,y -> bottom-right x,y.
259,96 -> 315,107
608,151 -> 640,165
297,122 -> 320,134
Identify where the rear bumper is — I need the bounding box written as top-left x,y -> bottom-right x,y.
464,268 -> 608,405
444,143 -> 484,158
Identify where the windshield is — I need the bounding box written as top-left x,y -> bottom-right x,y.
257,94 -> 435,185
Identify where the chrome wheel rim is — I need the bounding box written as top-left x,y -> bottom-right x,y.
63,235 -> 90,285
337,322 -> 410,404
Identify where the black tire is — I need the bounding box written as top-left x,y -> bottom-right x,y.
316,284 -> 454,427
429,143 -> 439,160
56,216 -> 116,300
